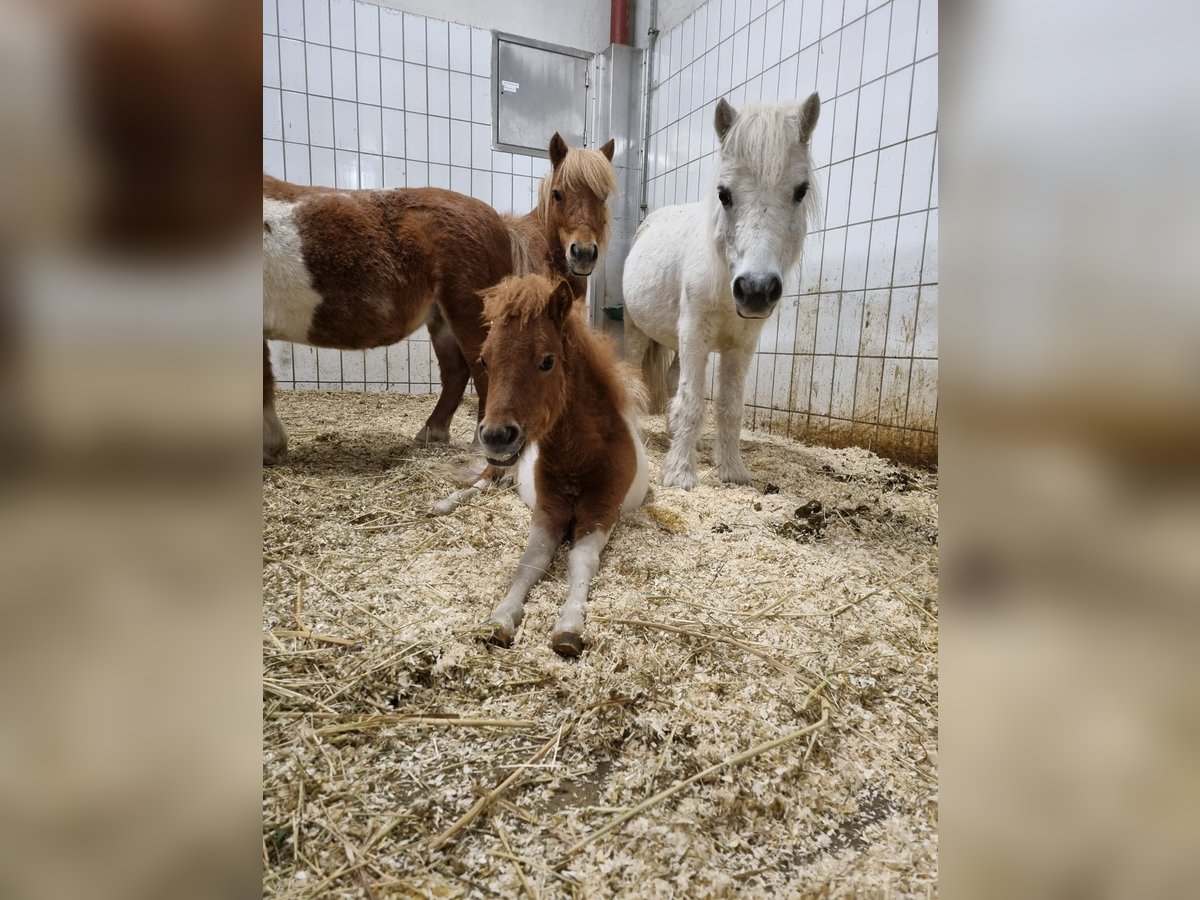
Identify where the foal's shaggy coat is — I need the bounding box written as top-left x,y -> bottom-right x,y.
262,135 -> 615,464
622,96 -> 821,489
432,274 -> 648,655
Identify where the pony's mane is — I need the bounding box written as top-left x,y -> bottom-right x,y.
536,147 -> 618,244
482,273 -> 563,325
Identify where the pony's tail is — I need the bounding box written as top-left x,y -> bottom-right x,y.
503,220 -> 535,276
625,316 -> 671,415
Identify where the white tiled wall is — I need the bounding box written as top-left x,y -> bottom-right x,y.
645,0 -> 937,460
263,0 -> 552,393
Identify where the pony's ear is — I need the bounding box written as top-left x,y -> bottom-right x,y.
798,92 -> 821,144
547,278 -> 574,327
548,132 -> 569,169
714,98 -> 738,143
599,138 -> 615,161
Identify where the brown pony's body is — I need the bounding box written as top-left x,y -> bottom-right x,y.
431,275 -> 649,655
262,135 -> 615,464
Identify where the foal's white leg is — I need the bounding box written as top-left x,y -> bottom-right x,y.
487,517 -> 560,646
263,403 -> 288,466
429,467 -> 514,516
549,528 -> 610,656
713,344 -> 755,484
661,328 -> 709,490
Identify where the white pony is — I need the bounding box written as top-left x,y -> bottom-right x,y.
622,95 -> 821,489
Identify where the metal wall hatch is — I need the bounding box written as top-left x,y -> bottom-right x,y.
491,32 -> 590,157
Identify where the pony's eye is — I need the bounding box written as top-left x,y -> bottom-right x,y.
717,186 -> 732,208
479,357 -> 488,372
552,190 -> 564,203
793,182 -> 809,202
539,356 -> 554,371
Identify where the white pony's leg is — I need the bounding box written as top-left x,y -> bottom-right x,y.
488,518 -> 560,646
661,328 -> 709,490
713,344 -> 755,484
550,528 -> 610,656
263,403 -> 288,465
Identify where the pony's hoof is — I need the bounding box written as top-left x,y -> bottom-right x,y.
717,464 -> 752,485
484,618 -> 516,647
550,631 -> 584,657
661,468 -> 699,490
414,425 -> 450,445
263,446 -> 288,466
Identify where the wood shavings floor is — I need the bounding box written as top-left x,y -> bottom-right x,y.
263,391 -> 938,898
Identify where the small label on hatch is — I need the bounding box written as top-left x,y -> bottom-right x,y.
501,80 -> 520,93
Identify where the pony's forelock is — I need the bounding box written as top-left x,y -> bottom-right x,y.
536,146 -> 618,244
482,273 -> 565,327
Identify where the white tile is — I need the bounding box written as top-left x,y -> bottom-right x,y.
407,160 -> 428,188
893,211 -> 926,285
292,344 -> 318,381
380,8 -> 403,59
279,39 -> 306,92
308,96 -> 334,147
492,150 -> 511,173
404,62 -> 427,113
263,36 -> 279,88
427,67 -> 450,117
848,151 -> 877,224
428,116 -> 450,164
855,78 -> 884,155
842,223 -> 870,291
428,163 -> 450,190
471,28 -> 490,76
385,342 -> 408,382
929,136 -> 938,206
908,55 -> 937,137
776,295 -> 798,350
383,156 -> 405,188
906,359 -> 937,430
680,15 -> 695,65
263,88 -> 282,141
837,18 -> 864,92
780,1 -> 802,60
732,27 -> 749,87
365,347 -> 388,382
747,14 -> 767,78
427,18 -> 449,69
821,0 -> 844,38
716,38 -> 733,94
264,0 -> 278,35
745,74 -> 762,104
862,6 -> 890,84
819,228 -> 845,292
913,285 -> 937,357
860,288 -> 889,355
306,44 -> 332,96
720,0 -> 736,41
304,0 -> 330,45
360,153 -> 383,189
760,65 -> 780,104
873,143 -> 904,217
916,0 -> 938,59
694,6 -> 710,54
472,169 -> 491,203
844,0 -> 867,24
449,71 -> 471,121
357,53 -> 381,105
790,353 -> 814,410
263,139 -> 285,178
358,104 -> 382,154
493,173 -> 513,213
284,142 -> 310,184
922,208 -> 938,283
333,100 -> 358,150
330,0 -> 355,50
278,0 -> 303,39
471,75 -> 491,125
830,355 -> 857,419
451,165 -> 471,194
830,89 -> 857,163
381,58 -> 404,109
449,23 -> 471,72
809,355 -> 833,416
512,151 -> 531,177
707,0 -> 722,49
405,112 -> 428,160
800,0 -> 822,49
836,290 -> 865,355
853,356 -> 883,421
815,33 -> 840,101
735,0 -> 752,30
878,357 -> 911,425
884,286 -> 918,356
311,146 -> 335,186
866,216 -> 897,288
794,44 -> 817,98
887,0 -> 919,72
900,133 -> 935,213
450,119 -> 471,168
729,82 -> 747,109
342,349 -> 364,383
404,14 -> 427,64
282,91 -> 308,143
382,108 -> 405,157
334,150 -> 359,188
822,159 -> 851,229
880,67 -> 912,146
331,49 -> 356,100
771,354 -> 794,410
471,122 -> 491,169
355,1 -> 378,54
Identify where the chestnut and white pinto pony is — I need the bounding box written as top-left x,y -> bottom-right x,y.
262,134 -> 615,464
622,95 -> 821,489
431,274 -> 648,656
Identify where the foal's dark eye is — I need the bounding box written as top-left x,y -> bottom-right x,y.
479,357 -> 488,372
539,356 -> 554,371
717,186 -> 732,208
793,182 -> 809,202
552,190 -> 563,203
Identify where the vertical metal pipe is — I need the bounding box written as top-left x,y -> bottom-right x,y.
637,0 -> 659,223
610,0 -> 630,46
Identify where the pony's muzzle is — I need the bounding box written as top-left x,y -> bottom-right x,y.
478,423 -> 525,466
732,273 -> 783,318
568,241 -> 599,275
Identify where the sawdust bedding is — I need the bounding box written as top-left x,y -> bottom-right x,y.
263,390 -> 938,898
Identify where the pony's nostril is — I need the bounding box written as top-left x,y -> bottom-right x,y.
569,242 -> 579,259
732,276 -> 746,300
586,244 -> 598,262
766,275 -> 783,303
480,424 -> 519,447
